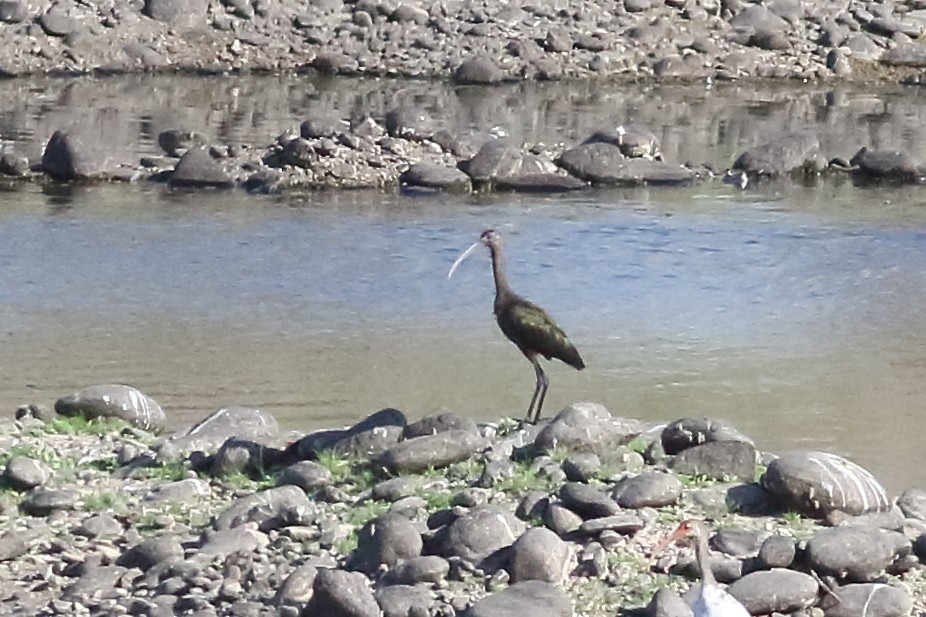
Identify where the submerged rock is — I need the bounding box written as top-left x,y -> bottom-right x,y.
731,133 -> 821,177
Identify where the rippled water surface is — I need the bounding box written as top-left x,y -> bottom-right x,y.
3,76 -> 926,493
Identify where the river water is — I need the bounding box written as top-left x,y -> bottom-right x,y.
2,75 -> 926,493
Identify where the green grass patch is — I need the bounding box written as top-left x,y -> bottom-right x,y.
134,461 -> 189,483
34,415 -> 132,437
83,491 -> 127,513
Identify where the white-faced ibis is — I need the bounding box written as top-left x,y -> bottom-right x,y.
447,229 -> 585,424
652,520 -> 751,617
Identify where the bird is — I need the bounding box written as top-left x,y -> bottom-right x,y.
447,229 -> 585,424
652,520 -> 751,617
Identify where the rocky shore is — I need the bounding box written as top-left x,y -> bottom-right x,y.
1,383 -> 925,617
4,0 -> 926,82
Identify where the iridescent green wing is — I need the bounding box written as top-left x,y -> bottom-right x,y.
498,299 -> 584,369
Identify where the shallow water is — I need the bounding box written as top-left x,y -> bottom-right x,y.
3,76 -> 926,493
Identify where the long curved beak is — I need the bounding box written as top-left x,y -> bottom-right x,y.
447,242 -> 481,279
649,526 -> 689,558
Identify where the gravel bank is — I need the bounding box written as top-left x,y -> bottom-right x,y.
1,385 -> 925,617
2,0 -> 926,82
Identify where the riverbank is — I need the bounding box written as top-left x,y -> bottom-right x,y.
3,0 -> 926,83
1,384 -> 924,616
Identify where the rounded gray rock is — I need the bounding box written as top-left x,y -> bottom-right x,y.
806,525 -> 907,582
756,534 -> 795,568
353,513 -> 423,572
438,505 -> 525,563
670,440 -> 756,482
559,482 -> 621,519
55,384 -> 166,433
21,488 -> 79,516
462,580 -> 572,617
400,163 -> 472,193
761,451 -> 890,517
819,583 -> 912,617
375,584 -> 435,617
280,460 -> 333,492
168,147 -> 235,189
374,429 -> 486,474
303,568 -> 380,617
118,535 -> 184,570
509,527 -> 570,584
728,569 -> 817,614
612,471 -> 682,508
158,406 -> 279,464
2,456 -> 52,491
404,411 -> 478,438
383,555 -> 450,585
452,55 -> 504,85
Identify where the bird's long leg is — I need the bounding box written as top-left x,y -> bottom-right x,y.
524,356 -> 544,423
525,357 -> 549,424
533,361 -> 549,424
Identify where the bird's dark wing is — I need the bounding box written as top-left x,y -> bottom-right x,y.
497,299 -> 585,370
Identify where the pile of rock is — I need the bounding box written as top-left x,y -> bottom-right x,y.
3,0 -> 926,82
0,383 -> 923,617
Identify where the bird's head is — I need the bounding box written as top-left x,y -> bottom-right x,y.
479,229 -> 502,249
650,519 -> 707,557
448,229 -> 502,279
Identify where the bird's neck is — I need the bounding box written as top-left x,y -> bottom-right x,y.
489,244 -> 515,312
696,531 -> 717,587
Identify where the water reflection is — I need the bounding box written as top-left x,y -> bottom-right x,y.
2,75 -> 926,492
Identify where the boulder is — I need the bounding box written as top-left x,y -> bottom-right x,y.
352,513 -> 423,573
56,384 -> 166,433
559,482 -> 621,519
382,555 -> 450,585
2,456 -> 52,491
728,569 -> 818,614
806,526 -> 908,582
508,527 -> 571,584
819,583 -> 912,617
535,403 -> 645,454
375,584 -> 436,617
436,505 -> 525,563
730,133 -> 820,177
157,406 -> 279,463
287,408 -> 407,460
612,472 -> 682,508
213,485 -> 313,531
670,441 -> 756,482
400,163 -> 472,193
375,429 -> 486,474
168,147 -> 235,189
849,147 -> 922,182
661,417 -> 753,455
404,411 -> 478,438
558,143 -> 692,185
41,129 -> 122,181
452,55 -> 505,84
761,451 -> 890,517
302,568 -> 381,617
462,581 -> 573,617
